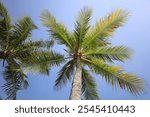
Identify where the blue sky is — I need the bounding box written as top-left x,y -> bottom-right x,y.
0,0 -> 150,99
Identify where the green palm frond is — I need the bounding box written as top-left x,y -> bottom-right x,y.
68,32 -> 77,51
0,2 -> 11,32
40,10 -> 56,28
23,40 -> 54,49
2,62 -> 28,100
11,16 -> 37,48
74,7 -> 92,49
0,2 -> 11,48
82,68 -> 100,100
85,46 -> 132,62
22,51 -> 65,75
83,59 -> 144,95
40,10 -> 73,49
82,9 -> 129,49
54,59 -> 75,89
116,73 -> 144,95
14,39 -> 54,57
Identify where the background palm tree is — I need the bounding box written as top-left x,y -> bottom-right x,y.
0,2 -> 64,100
41,7 -> 144,100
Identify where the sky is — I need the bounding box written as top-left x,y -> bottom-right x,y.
0,0 -> 150,100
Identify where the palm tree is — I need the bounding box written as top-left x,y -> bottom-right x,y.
41,7 -> 144,100
0,2 -> 64,100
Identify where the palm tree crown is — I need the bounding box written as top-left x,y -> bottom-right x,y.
41,7 -> 144,100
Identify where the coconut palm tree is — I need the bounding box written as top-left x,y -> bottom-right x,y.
41,7 -> 144,100
0,2 -> 64,100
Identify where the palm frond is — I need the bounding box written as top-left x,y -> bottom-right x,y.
41,10 -> 73,49
23,39 -> 54,49
82,68 -> 100,100
40,10 -> 56,28
68,32 -> 77,52
0,2 -> 11,48
21,51 -> 65,75
54,59 -> 75,90
74,7 -> 92,49
2,62 -> 28,100
11,16 -> 37,47
85,46 -> 132,62
82,9 -> 129,49
83,59 -> 144,95
0,2 -> 11,32
14,39 -> 54,57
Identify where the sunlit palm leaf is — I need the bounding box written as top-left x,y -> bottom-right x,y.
82,68 -> 100,100
85,46 -> 132,62
74,7 -> 92,49
83,59 -> 144,95
41,10 -> 73,49
82,9 -> 129,49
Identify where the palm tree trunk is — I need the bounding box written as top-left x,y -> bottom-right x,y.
69,57 -> 82,100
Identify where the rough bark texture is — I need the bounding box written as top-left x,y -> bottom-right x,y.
69,58 -> 82,100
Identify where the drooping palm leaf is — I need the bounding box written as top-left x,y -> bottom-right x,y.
21,51 -> 65,75
2,62 -> 28,100
82,68 -> 99,100
13,39 -> 54,60
54,59 -> 75,89
83,59 -> 144,95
